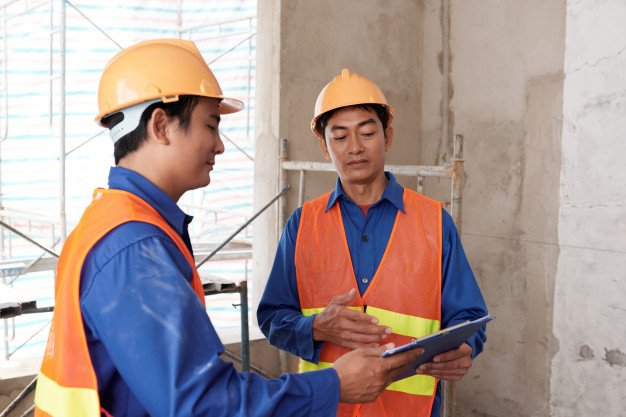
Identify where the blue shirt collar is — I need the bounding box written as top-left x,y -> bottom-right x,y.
107,166 -> 193,236
326,171 -> 405,213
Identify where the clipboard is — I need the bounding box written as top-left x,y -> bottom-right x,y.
381,315 -> 494,380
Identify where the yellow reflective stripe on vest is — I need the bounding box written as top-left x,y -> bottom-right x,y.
299,359 -> 332,373
35,372 -> 100,417
387,374 -> 436,396
300,360 -> 436,396
302,306 -> 362,317
366,306 -> 439,338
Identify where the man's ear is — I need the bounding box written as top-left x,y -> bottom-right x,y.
147,108 -> 171,145
317,136 -> 331,161
384,126 -> 394,152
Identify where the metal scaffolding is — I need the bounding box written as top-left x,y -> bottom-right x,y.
0,0 -> 258,371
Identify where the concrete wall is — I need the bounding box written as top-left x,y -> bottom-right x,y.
551,1 -> 626,415
420,1 -> 566,415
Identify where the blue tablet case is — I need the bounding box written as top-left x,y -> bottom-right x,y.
381,315 -> 495,381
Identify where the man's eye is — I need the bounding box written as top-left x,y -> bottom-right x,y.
362,132 -> 375,137
332,136 -> 346,141
207,125 -> 217,131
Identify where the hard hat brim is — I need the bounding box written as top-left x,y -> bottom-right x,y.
95,95 -> 244,124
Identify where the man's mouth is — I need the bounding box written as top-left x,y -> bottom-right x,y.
347,159 -> 368,166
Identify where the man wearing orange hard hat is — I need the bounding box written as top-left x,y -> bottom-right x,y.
258,69 -> 488,416
33,43 -> 421,417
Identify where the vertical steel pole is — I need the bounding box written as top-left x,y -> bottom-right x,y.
48,0 -> 54,126
0,5 -> 6,264
450,134 -> 464,234
239,280 -> 250,372
278,138 -> 288,233
175,0 -> 182,38
298,170 -> 305,208
2,276 -> 8,361
443,134 -> 464,417
246,17 -> 252,140
59,0 -> 67,241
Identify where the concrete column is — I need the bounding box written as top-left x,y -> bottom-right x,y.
252,0 -> 282,312
551,1 -> 626,415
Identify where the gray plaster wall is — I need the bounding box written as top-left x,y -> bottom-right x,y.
419,1 -> 566,415
551,1 -> 626,415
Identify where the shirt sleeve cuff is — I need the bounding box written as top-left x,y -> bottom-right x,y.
300,368 -> 340,416
298,314 -> 325,363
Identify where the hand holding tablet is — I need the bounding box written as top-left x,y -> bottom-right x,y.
381,315 -> 495,381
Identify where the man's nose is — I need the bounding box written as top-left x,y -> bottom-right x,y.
216,132 -> 225,155
347,134 -> 364,154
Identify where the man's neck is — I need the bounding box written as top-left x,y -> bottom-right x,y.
118,157 -> 182,202
340,173 -> 388,206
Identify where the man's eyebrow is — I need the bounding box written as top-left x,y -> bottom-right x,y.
329,118 -> 377,132
357,118 -> 377,128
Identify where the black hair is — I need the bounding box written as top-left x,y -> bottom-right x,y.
316,103 -> 391,139
101,95 -> 200,165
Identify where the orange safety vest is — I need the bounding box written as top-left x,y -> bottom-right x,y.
295,189 -> 442,417
34,189 -> 205,417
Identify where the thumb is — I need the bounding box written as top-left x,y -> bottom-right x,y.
360,343 -> 396,358
330,288 -> 357,306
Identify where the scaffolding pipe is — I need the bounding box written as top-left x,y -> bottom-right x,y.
246,16 -> 252,140
278,138 -> 288,233
65,0 -> 122,49
220,130 -> 253,161
195,185 -> 288,269
48,0 -> 53,126
208,32 -> 255,65
179,14 -> 255,34
282,160 -> 452,178
238,280 -> 249,372
0,375 -> 36,417
297,170 -> 305,208
58,0 -> 66,240
450,134 -> 464,233
0,6 -> 6,262
1,0 -> 46,20
0,219 -> 60,257
0,6 -> 7,142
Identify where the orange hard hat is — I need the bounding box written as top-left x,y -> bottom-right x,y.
95,38 -> 243,123
310,68 -> 394,138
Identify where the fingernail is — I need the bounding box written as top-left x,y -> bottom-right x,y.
381,333 -> 387,339
384,343 -> 395,349
371,318 -> 379,324
416,369 -> 423,374
385,327 -> 392,334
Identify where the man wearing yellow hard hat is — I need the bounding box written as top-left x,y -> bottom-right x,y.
258,69 -> 488,416
33,42 -> 421,417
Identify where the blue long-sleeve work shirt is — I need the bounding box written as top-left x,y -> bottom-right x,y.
79,166 -> 340,417
257,172 -> 488,417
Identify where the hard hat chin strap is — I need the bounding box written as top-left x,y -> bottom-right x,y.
108,98 -> 162,143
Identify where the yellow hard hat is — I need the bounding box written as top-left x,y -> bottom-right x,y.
311,68 -> 394,138
96,38 -> 243,124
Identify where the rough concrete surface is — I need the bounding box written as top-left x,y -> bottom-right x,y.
551,1 -> 626,415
